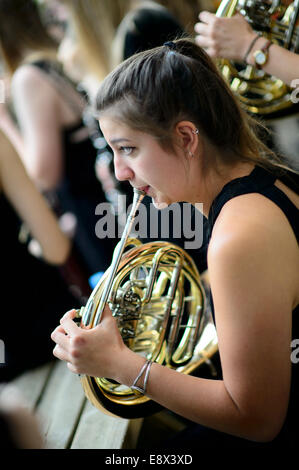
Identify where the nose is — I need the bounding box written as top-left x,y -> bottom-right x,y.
57,36 -> 72,64
113,154 -> 134,182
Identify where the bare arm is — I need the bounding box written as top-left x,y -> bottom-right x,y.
0,104 -> 25,159
0,131 -> 70,264
9,65 -> 64,191
51,194 -> 298,442
123,201 -> 293,441
195,12 -> 299,87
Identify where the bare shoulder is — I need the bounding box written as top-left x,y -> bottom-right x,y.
11,64 -> 61,128
12,64 -> 43,88
11,63 -> 82,127
210,191 -> 298,250
208,192 -> 299,306
11,64 -> 57,100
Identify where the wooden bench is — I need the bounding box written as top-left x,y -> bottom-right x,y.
9,360 -> 143,449
5,307 -> 218,449
6,315 -> 218,449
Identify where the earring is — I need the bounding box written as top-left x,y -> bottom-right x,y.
188,150 -> 194,157
192,128 -> 199,135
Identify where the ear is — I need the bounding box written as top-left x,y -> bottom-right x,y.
174,121 -> 200,157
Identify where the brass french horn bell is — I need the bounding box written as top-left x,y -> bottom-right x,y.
76,189 -> 218,419
216,0 -> 299,116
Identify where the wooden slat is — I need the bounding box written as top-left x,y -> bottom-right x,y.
36,360 -> 86,449
9,361 -> 142,449
10,362 -> 54,410
70,400 -> 129,449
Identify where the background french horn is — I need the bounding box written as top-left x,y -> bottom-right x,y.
76,189 -> 218,419
216,0 -> 299,116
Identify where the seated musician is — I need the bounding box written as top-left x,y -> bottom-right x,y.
51,39 -> 299,449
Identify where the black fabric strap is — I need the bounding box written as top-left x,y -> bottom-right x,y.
208,166 -> 299,242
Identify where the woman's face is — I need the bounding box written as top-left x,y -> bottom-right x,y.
99,115 -> 190,209
57,33 -> 88,83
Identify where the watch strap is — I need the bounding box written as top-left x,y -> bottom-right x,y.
243,33 -> 261,63
254,40 -> 272,69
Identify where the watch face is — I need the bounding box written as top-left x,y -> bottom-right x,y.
255,51 -> 266,65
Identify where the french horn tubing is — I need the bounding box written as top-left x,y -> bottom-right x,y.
76,189 -> 218,419
216,0 -> 299,116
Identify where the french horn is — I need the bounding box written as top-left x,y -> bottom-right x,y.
76,189 -> 218,419
216,0 -> 299,116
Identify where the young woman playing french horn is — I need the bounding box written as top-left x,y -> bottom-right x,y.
51,39 -> 299,449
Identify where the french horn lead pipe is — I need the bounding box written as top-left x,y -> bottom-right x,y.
92,188 -> 146,326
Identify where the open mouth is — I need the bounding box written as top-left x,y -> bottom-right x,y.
138,186 -> 150,194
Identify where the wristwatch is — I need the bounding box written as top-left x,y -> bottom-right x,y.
253,40 -> 272,69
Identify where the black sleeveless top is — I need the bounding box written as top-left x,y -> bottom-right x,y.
28,60 -> 115,276
208,165 -> 299,447
208,165 -> 298,241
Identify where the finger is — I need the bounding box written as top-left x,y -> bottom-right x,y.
60,309 -> 77,323
60,316 -> 81,336
91,303 -> 114,327
53,344 -> 71,362
194,21 -> 209,35
51,323 -> 66,342
101,303 -> 113,320
198,11 -> 216,24
66,362 -> 80,374
194,34 -> 211,49
51,328 -> 71,349
98,304 -> 118,330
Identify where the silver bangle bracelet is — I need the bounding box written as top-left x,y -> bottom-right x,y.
131,359 -> 153,395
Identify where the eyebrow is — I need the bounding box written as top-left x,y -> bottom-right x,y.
110,138 -> 132,145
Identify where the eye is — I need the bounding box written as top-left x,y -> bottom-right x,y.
119,146 -> 135,156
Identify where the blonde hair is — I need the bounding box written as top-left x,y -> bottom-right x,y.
61,0 -> 135,80
62,1 -> 201,75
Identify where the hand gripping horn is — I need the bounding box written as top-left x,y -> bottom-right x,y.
76,189 -> 218,419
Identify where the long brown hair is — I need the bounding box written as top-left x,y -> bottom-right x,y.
0,0 -> 58,74
95,38 -> 293,175
60,0 -> 119,80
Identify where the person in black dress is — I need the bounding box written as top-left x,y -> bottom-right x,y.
52,39 -> 299,449
0,0 -> 115,277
